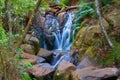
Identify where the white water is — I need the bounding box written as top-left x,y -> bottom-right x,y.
53,12 -> 75,50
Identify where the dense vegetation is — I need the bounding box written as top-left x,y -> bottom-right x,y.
0,0 -> 120,80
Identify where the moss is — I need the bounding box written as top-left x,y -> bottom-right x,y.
98,39 -> 120,66
54,72 -> 72,80
72,25 -> 103,61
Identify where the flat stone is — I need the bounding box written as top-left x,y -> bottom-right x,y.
20,58 -> 38,65
19,52 -> 40,65
37,48 -> 53,62
26,64 -> 54,78
37,48 -> 52,57
21,52 -> 39,59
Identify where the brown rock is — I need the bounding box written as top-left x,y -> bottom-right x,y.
72,67 -> 118,80
32,12 -> 45,29
86,68 -> 118,78
72,66 -> 97,80
26,64 -> 54,78
20,58 -> 38,65
77,57 -> 93,69
20,44 -> 34,54
57,61 -> 76,75
25,34 -> 39,44
19,52 -> 40,65
57,12 -> 66,26
37,48 -> 52,58
21,52 -> 39,59
19,57 -> 45,65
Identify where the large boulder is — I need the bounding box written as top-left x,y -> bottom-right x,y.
54,61 -> 76,80
72,66 -> 97,80
19,52 -> 42,65
72,67 -> 119,80
56,61 -> 76,75
26,63 -> 54,78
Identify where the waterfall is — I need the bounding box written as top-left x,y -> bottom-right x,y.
42,12 -> 75,67
53,12 -> 75,50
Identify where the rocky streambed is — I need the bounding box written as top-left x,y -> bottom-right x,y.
18,3 -> 120,80
18,34 -> 120,80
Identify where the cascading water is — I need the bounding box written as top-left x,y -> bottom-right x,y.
53,12 -> 75,50
50,12 -> 75,68
42,11 -> 76,69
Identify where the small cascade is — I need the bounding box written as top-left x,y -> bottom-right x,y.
53,12 -> 75,50
35,11 -> 76,69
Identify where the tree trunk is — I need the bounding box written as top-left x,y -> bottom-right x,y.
16,0 -> 42,49
95,0 -> 113,48
5,0 -> 13,51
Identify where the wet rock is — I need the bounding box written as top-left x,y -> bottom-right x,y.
37,57 -> 46,63
56,61 -> 76,75
57,12 -> 67,26
77,57 -> 93,69
72,67 -> 119,80
37,48 -> 53,62
44,33 -> 55,50
26,64 -> 54,78
20,44 -> 34,54
45,13 -> 59,31
32,12 -> 45,29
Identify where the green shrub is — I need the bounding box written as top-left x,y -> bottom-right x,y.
0,22 -> 8,46
17,62 -> 35,80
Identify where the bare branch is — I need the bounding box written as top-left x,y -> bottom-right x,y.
5,0 -> 13,51
95,0 -> 113,48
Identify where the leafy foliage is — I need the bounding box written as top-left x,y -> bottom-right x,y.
73,3 -> 94,35
0,20 -> 8,46
17,62 -> 35,80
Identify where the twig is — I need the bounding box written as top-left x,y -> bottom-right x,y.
95,0 -> 113,48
